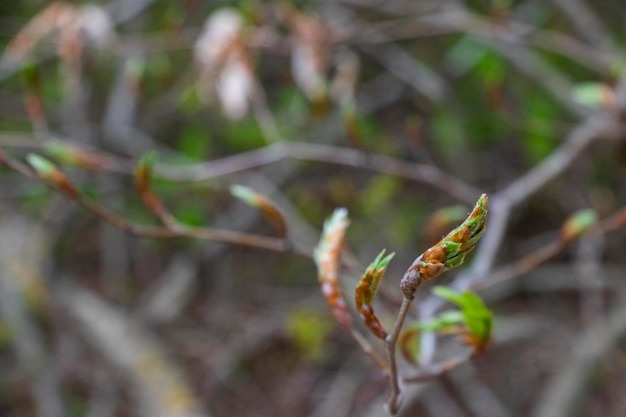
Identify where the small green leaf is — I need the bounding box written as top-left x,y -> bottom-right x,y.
419,311 -> 465,332
230,184 -> 259,206
560,209 -> 597,241
432,286 -> 464,305
433,286 -> 493,343
572,82 -> 610,108
26,154 -> 56,177
138,151 -> 159,168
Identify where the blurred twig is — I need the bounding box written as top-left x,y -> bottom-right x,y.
531,302 -> 626,417
0,214 -> 66,417
59,281 -> 210,417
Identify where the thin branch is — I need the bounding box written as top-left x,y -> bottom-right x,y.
548,0 -> 615,52
0,139 -> 480,204
531,303 -> 626,417
480,203 -> 626,291
155,142 -> 480,204
0,151 -> 311,257
500,116 -> 617,206
403,352 -> 473,383
351,328 -> 389,371
385,296 -> 413,414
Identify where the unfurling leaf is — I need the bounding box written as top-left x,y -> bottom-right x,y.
572,82 -> 615,109
418,310 -> 465,332
134,153 -> 178,228
433,286 -> 493,350
44,140 -> 108,170
230,185 -> 288,237
26,154 -> 78,198
399,325 -> 421,365
401,194 -> 488,299
355,249 -> 394,339
314,208 -> 352,329
559,209 -> 597,242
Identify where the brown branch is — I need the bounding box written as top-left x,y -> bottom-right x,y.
385,296 -> 413,414
403,352 -> 473,383
0,150 -> 311,257
479,203 -> 626,291
155,142 -> 480,204
350,328 -> 389,371
0,139 -> 480,204
531,304 -> 626,417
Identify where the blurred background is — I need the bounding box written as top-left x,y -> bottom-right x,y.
1,0 -> 626,416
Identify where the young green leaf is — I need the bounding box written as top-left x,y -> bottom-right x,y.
432,286 -> 493,349
419,310 -> 465,332
44,140 -> 108,171
559,209 -> 597,242
572,82 -> 615,109
26,154 -> 78,198
401,194 -> 488,299
355,249 -> 394,339
314,208 -> 352,329
230,184 -> 288,237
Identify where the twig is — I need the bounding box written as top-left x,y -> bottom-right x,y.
480,203 -> 626,291
385,297 -> 413,414
0,139 -> 480,204
351,328 -> 389,371
500,116 -> 617,206
531,304 -> 626,417
58,281 -> 210,417
437,373 -> 480,417
0,151 -> 311,257
420,114 -> 618,336
0,214 -> 66,417
403,352 -> 472,383
156,142 -> 480,204
548,0 -> 615,52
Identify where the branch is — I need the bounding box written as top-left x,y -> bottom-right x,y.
531,304 -> 626,417
0,150 -> 310,257
385,297 -> 413,414
155,142 -> 480,204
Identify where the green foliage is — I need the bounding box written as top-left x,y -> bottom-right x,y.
419,310 -> 465,332
224,117 -> 268,152
26,154 -> 56,176
522,96 -> 559,163
178,125 -> 211,161
359,175 -> 402,216
286,308 -> 332,361
431,108 -> 466,157
432,286 -> 493,343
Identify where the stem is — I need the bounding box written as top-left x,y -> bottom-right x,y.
385,296 -> 413,414
403,352 -> 472,383
350,328 -> 388,371
0,151 -> 312,257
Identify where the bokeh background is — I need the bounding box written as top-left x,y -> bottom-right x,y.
1,1 -> 626,416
